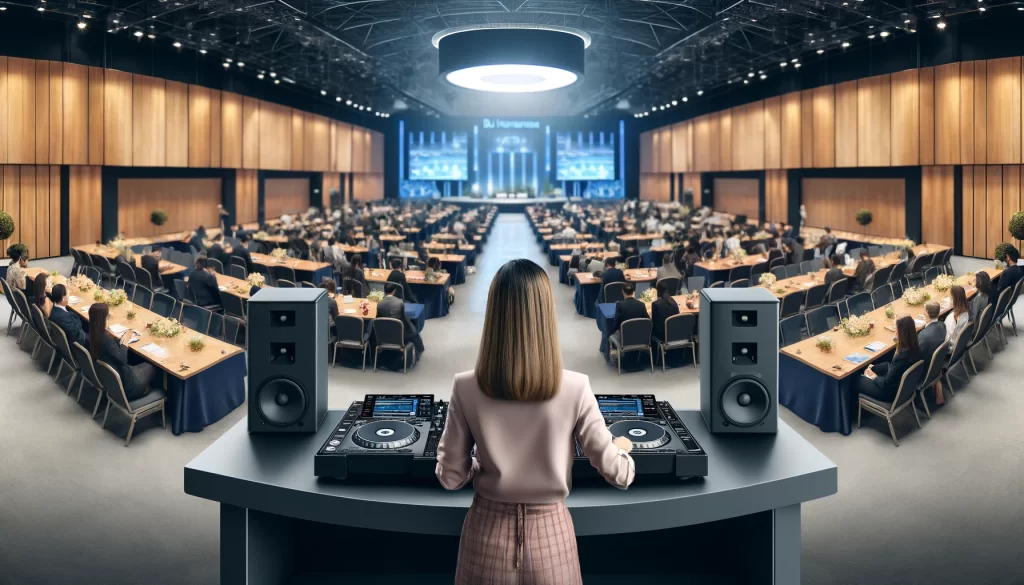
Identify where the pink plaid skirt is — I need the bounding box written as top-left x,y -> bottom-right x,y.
455,495 -> 582,585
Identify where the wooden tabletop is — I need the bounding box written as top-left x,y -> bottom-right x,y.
696,253 -> 770,272
204,272 -> 255,300
550,242 -> 606,252
538,227 -> 553,234
379,234 -> 406,243
423,242 -> 457,250
617,233 -> 662,242
335,244 -> 370,255
559,251 -> 620,263
543,233 -> 595,241
337,295 -> 405,320
62,285 -> 243,380
433,254 -> 466,263
364,268 -> 450,286
141,256 -> 186,276
250,253 -> 331,273
574,268 -> 658,286
255,235 -> 288,244
780,270 -> 998,380
431,234 -> 464,241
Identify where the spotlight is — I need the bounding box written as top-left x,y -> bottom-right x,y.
77,21 -> 87,30
225,58 -> 232,63
257,73 -> 264,79
112,19 -> 119,23
147,34 -> 155,39
682,97 -> 688,102
320,90 -> 327,96
792,58 -> 799,63
817,48 -> 825,54
748,72 -> 755,77
269,72 -> 276,77
659,106 -> 665,110
237,62 -> 244,67
842,41 -> 851,47
743,79 -> 749,84
173,41 -> 182,48
37,6 -> 44,12
353,103 -> 359,108
199,49 -> 207,54
274,79 -> 280,84
336,96 -> 341,102
979,6 -> 986,10
937,20 -> 946,29
0,6 -> 6,10
760,74 -> 767,80
1019,6 -> 1024,9
880,31 -> 890,37
671,100 -> 678,106
366,107 -> 372,112
868,34 -> 876,39
222,62 -> 230,68
358,106 -> 364,111
697,90 -> 704,96
794,63 -> 802,68
134,30 -> 143,37
780,62 -> 788,67
651,107 -> 656,111
345,99 -> 352,105
905,19 -> 911,23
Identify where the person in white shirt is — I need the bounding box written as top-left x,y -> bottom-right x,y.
560,224 -> 577,238
644,215 -> 660,234
724,231 -> 741,252
280,214 -> 292,226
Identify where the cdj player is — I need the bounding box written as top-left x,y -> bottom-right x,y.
314,394 -> 447,480
572,395 -> 708,480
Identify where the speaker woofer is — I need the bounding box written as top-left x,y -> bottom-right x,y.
719,377 -> 771,427
256,378 -> 308,426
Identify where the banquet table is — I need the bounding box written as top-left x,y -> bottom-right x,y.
365,269 -> 450,319
641,245 -> 675,268
557,252 -> 619,285
595,295 -> 698,359
434,254 -> 467,285
571,269 -> 659,319
62,284 -> 247,435
250,253 -> 333,285
694,253 -> 770,285
778,270 -> 999,435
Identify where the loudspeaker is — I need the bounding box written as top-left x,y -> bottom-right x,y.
247,288 -> 329,433
699,287 -> 779,434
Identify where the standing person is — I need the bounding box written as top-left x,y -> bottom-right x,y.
217,204 -> 230,233
88,303 -> 156,401
855,316 -> 921,403
436,259 -> 634,585
799,204 -> 807,229
33,273 -> 53,318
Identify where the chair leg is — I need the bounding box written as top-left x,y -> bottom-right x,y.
919,392 -> 931,419
984,338 -> 993,359
76,377 -> 86,404
101,402 -> 111,429
403,351 -> 407,374
7,311 -> 16,335
648,350 -> 654,373
46,351 -> 56,375
887,416 -> 900,447
92,393 -> 104,418
124,415 -> 137,447
616,348 -> 621,375
660,346 -> 666,373
161,406 -> 166,429
912,402 -> 922,429
31,338 -> 41,359
54,361 -> 64,386
331,344 -> 338,367
967,350 -> 978,374
373,349 -> 379,372
67,372 -> 78,397
857,404 -> 863,428
361,346 -> 367,371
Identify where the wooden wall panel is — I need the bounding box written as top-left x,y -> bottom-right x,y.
986,165 -> 1003,257
857,74 -> 891,167
34,60 -> 49,164
672,121 -> 692,172
209,90 -> 222,168
0,167 -> 18,256
264,178 -> 310,219
0,58 -> 7,164
986,57 -> 1021,164
69,166 -> 102,248
890,69 -> 920,167
164,80 -> 188,167
718,110 -> 733,171
220,91 -> 242,168
88,67 -> 104,165
328,121 -> 338,172
351,173 -> 384,202
659,127 -> 674,173
370,130 -> 385,174
291,110 -> 305,171
639,131 -> 654,173
132,74 -> 166,167
258,102 -> 292,170
117,178 -> 221,237
62,63 -> 89,165
305,114 -> 330,172
639,173 -> 671,201
919,67 -> 935,166
732,101 -> 765,171
962,166 -> 975,257
812,86 -> 835,168
692,115 -> 714,172
974,60 -> 987,165
241,96 -> 260,169
959,62 -> 976,165
763,97 -> 782,169
322,172 -> 341,209
934,63 -> 960,165
801,178 -> 906,237
7,58 -> 36,164
921,166 -> 954,247
32,166 -> 47,257
19,164 -> 36,255
47,61 -> 63,164
800,90 -> 814,168
49,165 -> 60,257
335,121 -> 353,173
682,173 -> 702,207
973,165 -> 987,255
781,92 -> 802,169
834,81 -> 858,167
712,178 -> 758,219
103,69 -> 132,167
651,129 -> 663,172
188,85 -> 212,167
764,169 -> 788,223
235,169 -> 258,225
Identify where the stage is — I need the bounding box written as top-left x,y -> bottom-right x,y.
446,196 -> 567,213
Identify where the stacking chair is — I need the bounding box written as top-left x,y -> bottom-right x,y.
29,305 -> 58,374
133,265 -> 156,294
1004,279 -> 1022,336
332,315 -> 370,370
826,279 -> 848,305
891,279 -> 904,299
180,305 -> 212,335
301,281 -> 316,289
845,292 -> 874,318
134,286 -> 154,310
83,267 -> 101,285
771,266 -> 788,280
372,317 -> 416,373
966,306 -> 995,372
1,277 -> 25,337
608,318 -> 654,375
603,282 -> 627,303
685,276 -> 704,295
708,281 -> 724,288
904,254 -> 930,286
254,263 -> 273,285
941,248 -> 954,275
768,257 -> 786,271
172,279 -> 190,303
95,361 -> 167,447
916,344 -> 951,419
342,278 -> 366,298
151,293 -> 180,319
887,261 -> 907,286
207,257 -> 225,274
729,279 -> 749,288
727,265 -> 751,283
922,266 -> 941,285
779,315 -> 807,346
70,342 -> 106,417
657,314 -> 697,371
207,312 -> 224,341
806,305 -> 840,337
799,260 -> 813,275
656,277 -> 681,296
871,285 -> 894,308
92,254 -> 116,277
47,322 -> 80,395
221,292 -> 247,320
69,249 -> 82,277
808,258 -> 823,272
272,265 -> 297,285
223,315 -> 246,348
857,360 -> 925,446
230,256 -> 247,271
625,255 -> 641,269
785,263 -> 801,278
990,287 -> 1014,346
946,321 -> 976,386
277,279 -> 296,289
803,284 -> 828,311
780,292 -> 804,318
116,261 -> 137,287
750,262 -> 768,283
229,264 -> 247,280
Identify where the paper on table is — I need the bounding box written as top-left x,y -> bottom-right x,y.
108,324 -> 129,335
344,295 -> 353,303
344,308 -> 356,314
218,286 -> 227,291
140,343 -> 168,358
914,319 -> 926,328
864,341 -> 887,352
68,296 -> 81,305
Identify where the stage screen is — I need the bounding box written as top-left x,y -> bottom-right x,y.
556,132 -> 615,181
408,132 -> 468,181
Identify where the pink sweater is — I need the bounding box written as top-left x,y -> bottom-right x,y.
435,370 -> 635,503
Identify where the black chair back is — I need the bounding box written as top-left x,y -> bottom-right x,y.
783,263 -> 799,278
771,266 -> 788,280
804,284 -> 828,310
30,304 -> 54,346
993,287 -> 1013,322
656,277 -> 681,296
12,288 -> 32,327
826,279 -> 848,304
172,279 -> 189,302
342,278 -> 365,298
729,279 -> 749,288
728,264 -> 751,282
906,254 -> 929,276
686,276 -> 704,294
888,261 -> 907,284
750,262 -> 768,281
923,266 -> 941,285
229,264 -> 246,280
603,282 -> 626,303
271,265 -> 297,284
221,292 -> 246,319
767,249 -> 784,264
116,261 -> 136,285
134,286 -> 154,310
223,315 -> 246,346
919,344 -> 950,391
846,292 -> 874,317
94,360 -> 131,412
891,279 -> 904,299
948,321 -> 975,366
619,318 -> 653,349
892,361 -> 926,409
768,257 -> 786,270
806,305 -> 840,336
780,314 -> 806,346
970,305 -> 994,347
83,266 -> 101,284
151,293 -> 179,319
207,257 -> 225,274
70,341 -> 102,391
207,312 -> 224,340
277,279 -> 296,288
871,285 -> 894,308
47,320 -> 74,365
373,317 -> 405,349
663,313 -> 696,343
133,265 -> 155,292
625,255 -> 641,269
334,315 -> 366,345
2,277 -> 23,321
91,254 -> 114,275
799,260 -> 812,275
180,305 -> 211,334
780,292 -> 804,318
230,256 -> 247,269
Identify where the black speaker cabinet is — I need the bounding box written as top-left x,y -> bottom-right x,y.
247,288 -> 329,433
699,287 -> 779,434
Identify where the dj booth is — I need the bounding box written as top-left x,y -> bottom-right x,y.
185,407 -> 836,584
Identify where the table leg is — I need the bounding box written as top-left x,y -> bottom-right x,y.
773,504 -> 801,584
220,504 -> 293,585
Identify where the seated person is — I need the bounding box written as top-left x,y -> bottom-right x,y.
231,233 -> 256,273
386,258 -> 419,303
343,254 -> 368,297
48,284 -> 88,348
6,246 -> 28,291
33,273 -> 53,318
88,303 -> 156,401
855,316 -> 921,403
600,258 -> 625,301
970,271 -> 991,319
609,283 -> 649,336
853,250 -> 876,291
995,245 -> 1023,301
377,282 -> 424,358
818,226 -> 837,250
650,280 -> 680,342
944,285 -> 970,344
188,256 -> 222,308
206,234 -> 227,267
188,227 -> 206,254
320,278 -> 340,324
822,257 -> 845,286
656,252 -> 681,283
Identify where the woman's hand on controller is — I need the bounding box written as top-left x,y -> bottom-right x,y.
612,436 -> 633,453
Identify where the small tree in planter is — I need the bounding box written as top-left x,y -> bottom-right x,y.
150,209 -> 168,235
0,210 -> 14,242
856,208 -> 873,235
1009,210 -> 1024,243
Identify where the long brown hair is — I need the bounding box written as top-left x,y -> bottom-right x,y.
476,259 -> 562,401
950,285 -> 969,322
895,315 -> 919,354
88,303 -> 109,359
33,273 -> 48,307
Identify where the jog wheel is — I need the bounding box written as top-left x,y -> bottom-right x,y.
352,421 -> 420,449
255,378 -> 307,427
608,420 -> 670,449
720,377 -> 771,427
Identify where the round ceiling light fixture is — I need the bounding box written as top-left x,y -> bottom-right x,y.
433,25 -> 589,93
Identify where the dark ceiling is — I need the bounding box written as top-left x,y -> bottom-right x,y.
4,0 -> 995,118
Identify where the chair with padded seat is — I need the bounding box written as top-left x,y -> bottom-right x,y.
779,314 -> 807,346
229,264 -> 247,280
151,293 -> 180,319
221,292 -> 247,320
95,360 -> 166,447
750,261 -> 768,283
857,360 -> 925,446
116,261 -> 137,288
333,315 -> 371,370
222,314 -> 246,348
271,265 -> 297,285
656,313 -> 696,372
608,318 -> 654,375
887,261 -> 907,286
70,341 -> 107,417
803,284 -> 828,311
372,317 -> 416,373
785,263 -> 801,278
603,282 -> 627,303
826,279 -> 848,305
845,292 -> 874,318
708,281 -> 724,288
11,287 -> 36,346
727,264 -> 751,283
966,306 -> 995,373
871,285 -> 894,308
28,304 -> 59,374
133,286 -> 154,311
806,305 -> 840,337
625,255 -> 641,269
922,266 -> 941,285
46,321 -> 80,395
342,278 -> 365,298
989,287 -> 1014,346
768,257 -> 786,271
132,265 -> 156,295
685,276 -> 704,295
656,277 -> 681,296
180,305 -> 212,335
207,257 -> 225,275
945,321 -> 976,386
916,344 -> 951,419
172,279 -> 190,303
301,281 -> 316,289
771,266 -> 788,280
1,276 -> 26,337
277,279 -> 296,289
729,278 -> 749,288
799,260 -> 812,275
780,291 -> 804,319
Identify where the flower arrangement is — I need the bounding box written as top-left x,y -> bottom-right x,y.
775,287 -> 787,294
93,289 -> 107,302
255,231 -> 269,240
270,248 -> 288,259
106,235 -> 134,262
47,274 -> 67,288
759,273 -> 777,288
0,210 -> 14,241
884,304 -> 896,320
615,262 -> 627,271
932,274 -> 955,292
187,335 -> 206,352
840,315 -> 872,337
246,273 -> 266,288
895,238 -> 916,251
639,288 -> 657,303
903,286 -> 931,306
68,274 -> 93,292
730,248 -> 748,263
367,290 -> 385,303
126,310 -> 137,321
92,289 -> 128,307
815,336 -> 835,353
996,260 -> 1006,270
147,317 -> 182,338
684,290 -> 700,309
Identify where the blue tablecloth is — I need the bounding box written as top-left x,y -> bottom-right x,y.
642,249 -> 665,268
559,259 -> 571,285
442,259 -> 467,285
778,354 -> 859,435
293,265 -> 334,285
412,284 -> 449,319
573,281 -> 601,319
166,353 -> 247,435
405,303 -> 426,333
597,303 -> 616,355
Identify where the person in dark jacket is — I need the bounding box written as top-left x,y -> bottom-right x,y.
377,283 -> 424,358
856,316 -> 922,403
231,233 -> 256,273
188,228 -> 206,254
650,280 -> 680,342
89,303 -> 155,401
188,256 -> 222,308
609,284 -> 649,336
386,258 -> 419,303
853,250 -> 876,292
822,257 -> 846,287
48,284 -> 88,348
344,254 -> 369,297
916,301 -> 947,364
600,258 -> 626,302
994,246 -> 1023,303
141,254 -> 163,290
207,234 -> 228,268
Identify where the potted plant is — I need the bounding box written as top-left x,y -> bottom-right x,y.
0,210 -> 14,241
815,336 -> 835,353
150,209 -> 168,235
856,209 -> 873,234
1009,210 -> 1024,241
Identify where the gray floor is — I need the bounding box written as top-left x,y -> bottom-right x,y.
1,214 -> 1023,585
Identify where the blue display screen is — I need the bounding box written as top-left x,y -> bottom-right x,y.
556,132 -> 615,181
372,398 -> 419,417
408,132 -> 469,180
597,398 -> 643,417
